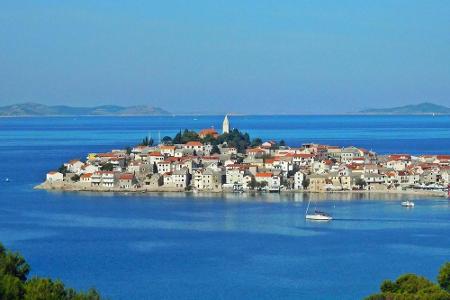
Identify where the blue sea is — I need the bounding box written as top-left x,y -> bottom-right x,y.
0,115 -> 449,299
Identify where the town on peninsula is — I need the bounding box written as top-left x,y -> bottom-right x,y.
37,116 -> 450,197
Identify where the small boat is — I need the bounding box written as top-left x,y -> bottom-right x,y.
5,178 -> 9,182
306,210 -> 333,221
305,200 -> 333,221
401,200 -> 414,207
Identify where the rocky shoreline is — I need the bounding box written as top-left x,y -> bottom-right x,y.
34,181 -> 447,198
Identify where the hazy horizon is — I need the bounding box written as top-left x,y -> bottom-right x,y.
1,1 -> 449,114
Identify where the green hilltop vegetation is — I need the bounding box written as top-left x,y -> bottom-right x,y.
0,242 -> 101,300
365,262 -> 450,300
138,128 -> 285,154
0,102 -> 170,116
359,102 -> 450,115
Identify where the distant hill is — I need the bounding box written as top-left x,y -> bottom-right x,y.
359,102 -> 450,115
0,103 -> 170,116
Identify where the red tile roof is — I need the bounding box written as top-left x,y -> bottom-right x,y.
256,172 -> 272,177
186,141 -> 203,146
119,173 -> 134,180
199,128 -> 218,137
149,151 -> 163,156
160,145 -> 176,150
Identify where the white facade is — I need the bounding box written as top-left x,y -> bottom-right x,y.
46,172 -> 63,182
222,115 -> 230,134
294,171 -> 304,189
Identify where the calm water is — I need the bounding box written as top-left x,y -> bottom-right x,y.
0,115 -> 449,299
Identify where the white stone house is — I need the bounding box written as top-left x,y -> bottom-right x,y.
294,171 -> 304,189
164,168 -> 190,188
80,173 -> 93,184
91,171 -> 117,188
46,171 -> 63,182
183,141 -> 204,152
118,173 -> 136,188
160,145 -> 176,157
149,152 -> 165,165
157,161 -> 172,174
291,154 -> 314,167
66,160 -> 84,174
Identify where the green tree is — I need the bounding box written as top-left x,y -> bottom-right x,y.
180,129 -> 200,143
355,178 -> 367,189
173,131 -> 182,144
152,162 -> 158,174
0,245 -> 30,282
161,136 -> 173,145
365,263 -> 450,300
24,278 -> 67,300
216,129 -> 251,153
211,145 -> 220,155
0,274 -> 24,300
0,242 -> 102,300
139,136 -> 154,146
57,165 -> 67,175
201,134 -> 216,145
302,178 -> 310,189
100,163 -> 114,171
439,262 -> 450,292
279,140 -> 286,147
250,138 -> 262,147
248,176 -> 257,190
71,174 -> 80,182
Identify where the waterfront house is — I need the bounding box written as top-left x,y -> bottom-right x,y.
163,168 -> 190,189
226,167 -> 246,185
118,173 -> 136,189
255,172 -> 280,190
91,171 -> 117,188
80,173 -> 92,184
46,171 -> 63,182
308,174 -> 327,192
294,171 -> 305,189
193,168 -> 224,191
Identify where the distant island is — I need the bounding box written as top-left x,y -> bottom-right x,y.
359,102 -> 450,115
0,102 -> 170,116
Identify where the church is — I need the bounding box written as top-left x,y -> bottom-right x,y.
222,114 -> 230,134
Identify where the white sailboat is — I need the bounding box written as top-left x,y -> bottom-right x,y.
305,199 -> 333,221
401,200 -> 414,207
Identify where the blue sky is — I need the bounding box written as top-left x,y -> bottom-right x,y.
0,1 -> 449,114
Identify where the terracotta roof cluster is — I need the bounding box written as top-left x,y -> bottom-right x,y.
185,141 -> 203,146
198,128 -> 219,137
